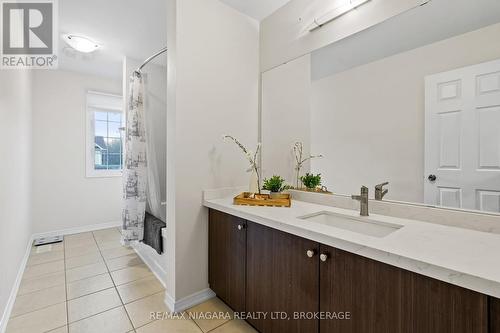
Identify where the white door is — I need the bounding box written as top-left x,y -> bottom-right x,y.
425,59 -> 500,212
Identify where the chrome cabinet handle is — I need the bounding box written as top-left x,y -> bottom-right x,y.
320,254 -> 328,262
306,250 -> 315,258
237,224 -> 244,230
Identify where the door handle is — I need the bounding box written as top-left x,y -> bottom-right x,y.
306,250 -> 316,258
237,224 -> 245,230
428,174 -> 437,182
320,254 -> 328,262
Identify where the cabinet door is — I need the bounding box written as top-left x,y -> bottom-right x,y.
319,246 -> 402,333
401,270 -> 488,333
491,297 -> 500,333
208,209 -> 246,312
246,222 -> 319,333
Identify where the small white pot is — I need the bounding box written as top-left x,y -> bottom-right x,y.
269,192 -> 281,199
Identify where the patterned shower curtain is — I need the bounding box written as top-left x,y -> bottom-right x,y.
122,72 -> 148,244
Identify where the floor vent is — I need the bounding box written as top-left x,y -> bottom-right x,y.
33,235 -> 64,246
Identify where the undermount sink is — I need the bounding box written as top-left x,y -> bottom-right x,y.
298,211 -> 403,238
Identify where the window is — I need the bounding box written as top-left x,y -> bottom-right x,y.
86,91 -> 124,177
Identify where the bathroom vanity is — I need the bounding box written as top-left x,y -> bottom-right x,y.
204,193 -> 500,333
206,1 -> 500,331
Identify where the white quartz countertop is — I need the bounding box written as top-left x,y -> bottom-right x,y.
204,196 -> 500,298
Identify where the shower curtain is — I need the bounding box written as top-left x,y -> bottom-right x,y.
122,71 -> 164,244
143,73 -> 163,221
122,72 -> 148,244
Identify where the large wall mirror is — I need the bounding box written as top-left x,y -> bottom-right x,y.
261,0 -> 500,213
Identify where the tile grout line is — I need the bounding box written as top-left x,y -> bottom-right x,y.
67,279 -> 162,305
205,320 -> 234,333
63,232 -> 125,326
112,228 -> 205,333
64,251 -> 145,297
5,244 -> 66,332
13,280 -> 66,299
91,230 -> 136,331
26,253 -> 65,267
65,255 -> 147,297
28,230 -> 162,332
119,230 -> 164,332
11,229 -> 237,333
9,301 -> 67,321
64,233 -> 118,330
65,304 -> 124,328
7,231 -> 134,333
113,227 -> 161,332
119,290 -> 168,331
7,240 -> 69,332
65,251 -> 141,285
190,317 -> 205,332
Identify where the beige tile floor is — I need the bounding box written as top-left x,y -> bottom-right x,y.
6,228 -> 257,333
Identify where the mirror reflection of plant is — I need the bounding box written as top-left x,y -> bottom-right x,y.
262,175 -> 287,193
300,173 -> 322,190
223,135 -> 262,194
293,142 -> 323,189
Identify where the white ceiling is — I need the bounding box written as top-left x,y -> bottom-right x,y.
59,0 -> 290,78
311,0 -> 500,80
59,0 -> 167,79
220,0 -> 291,21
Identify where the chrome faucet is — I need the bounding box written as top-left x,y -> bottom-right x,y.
375,182 -> 389,201
352,186 -> 369,216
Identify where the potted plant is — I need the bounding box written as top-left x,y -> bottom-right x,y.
293,142 -> 323,189
300,173 -> 322,191
262,175 -> 286,198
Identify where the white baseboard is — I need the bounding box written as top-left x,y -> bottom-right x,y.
131,241 -> 167,288
164,288 -> 216,313
0,235 -> 34,333
32,221 -> 121,239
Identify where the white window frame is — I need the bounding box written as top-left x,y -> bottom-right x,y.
86,91 -> 124,178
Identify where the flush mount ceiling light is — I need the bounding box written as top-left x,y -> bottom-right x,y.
308,0 -> 371,32
63,34 -> 101,53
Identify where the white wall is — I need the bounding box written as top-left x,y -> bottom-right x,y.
260,0 -> 423,71
0,70 -> 32,327
262,54 -> 311,184
311,22 -> 500,202
166,0 -> 259,303
32,70 -> 123,234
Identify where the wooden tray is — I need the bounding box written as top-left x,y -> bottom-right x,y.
233,192 -> 291,207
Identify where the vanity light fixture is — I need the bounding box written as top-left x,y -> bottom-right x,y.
63,34 -> 101,53
308,0 -> 371,32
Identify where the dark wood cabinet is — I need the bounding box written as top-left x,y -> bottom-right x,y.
319,246 -> 402,333
208,209 -> 494,333
319,245 -> 488,333
401,269 -> 488,333
491,297 -> 500,333
246,221 -> 319,333
208,209 -> 247,312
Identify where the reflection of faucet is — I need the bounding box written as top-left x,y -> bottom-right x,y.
352,186 -> 369,216
375,182 -> 389,201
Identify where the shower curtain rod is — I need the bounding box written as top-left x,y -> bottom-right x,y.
136,47 -> 168,72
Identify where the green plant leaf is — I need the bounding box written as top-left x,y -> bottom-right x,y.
262,175 -> 286,192
300,173 -> 322,189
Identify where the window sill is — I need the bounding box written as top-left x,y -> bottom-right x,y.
86,171 -> 123,178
